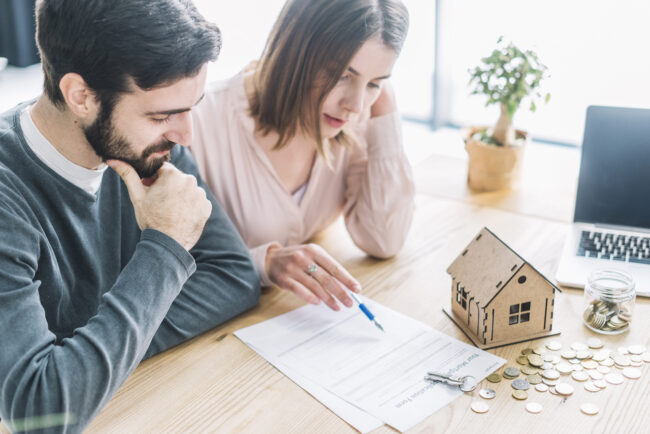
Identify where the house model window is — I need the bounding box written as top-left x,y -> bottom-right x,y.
456,283 -> 468,309
509,302 -> 531,325
444,227 -> 561,349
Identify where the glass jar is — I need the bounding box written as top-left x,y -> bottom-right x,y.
583,269 -> 635,334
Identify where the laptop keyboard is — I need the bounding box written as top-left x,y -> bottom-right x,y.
578,230 -> 650,264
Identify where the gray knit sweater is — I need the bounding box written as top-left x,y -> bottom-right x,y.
0,103 -> 260,432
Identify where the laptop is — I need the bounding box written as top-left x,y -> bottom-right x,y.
556,105 -> 650,297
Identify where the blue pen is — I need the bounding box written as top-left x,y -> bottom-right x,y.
349,292 -> 385,332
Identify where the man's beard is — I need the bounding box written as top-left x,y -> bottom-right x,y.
83,105 -> 175,179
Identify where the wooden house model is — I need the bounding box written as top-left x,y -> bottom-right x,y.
443,227 -> 560,349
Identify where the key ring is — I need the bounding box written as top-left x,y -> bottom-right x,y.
425,372 -> 477,392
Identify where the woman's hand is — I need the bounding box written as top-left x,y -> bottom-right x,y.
370,82 -> 397,118
265,243 -> 361,310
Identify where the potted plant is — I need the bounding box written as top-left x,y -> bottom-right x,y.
464,37 -> 550,191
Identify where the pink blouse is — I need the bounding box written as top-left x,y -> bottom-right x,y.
190,72 -> 415,285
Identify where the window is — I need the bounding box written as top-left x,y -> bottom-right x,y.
509,302 -> 531,325
456,282 -> 468,310
193,0 -> 435,121
434,0 -> 650,146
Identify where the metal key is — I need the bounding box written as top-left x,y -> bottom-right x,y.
425,371 -> 477,392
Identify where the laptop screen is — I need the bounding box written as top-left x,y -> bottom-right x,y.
574,106 -> 650,229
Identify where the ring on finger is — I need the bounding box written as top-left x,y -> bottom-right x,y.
307,263 -> 318,275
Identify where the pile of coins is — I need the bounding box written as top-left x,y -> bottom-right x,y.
470,339 -> 649,416
583,300 -> 630,332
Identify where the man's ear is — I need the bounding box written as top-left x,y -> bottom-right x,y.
58,73 -> 100,120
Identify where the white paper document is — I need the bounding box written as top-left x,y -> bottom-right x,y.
235,298 -> 505,432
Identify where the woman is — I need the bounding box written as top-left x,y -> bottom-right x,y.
190,0 -> 414,311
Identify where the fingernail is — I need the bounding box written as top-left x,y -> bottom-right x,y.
344,298 -> 353,308
353,283 -> 362,293
311,297 -> 320,305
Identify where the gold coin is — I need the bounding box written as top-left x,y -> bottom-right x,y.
517,355 -> 529,365
522,348 -> 534,355
512,390 -> 528,400
528,354 -> 544,367
527,374 -> 543,385
546,341 -> 562,351
542,369 -> 560,380
487,373 -> 502,383
521,366 -> 539,375
542,354 -> 555,363
533,346 -> 547,355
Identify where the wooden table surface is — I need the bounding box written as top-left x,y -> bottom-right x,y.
45,142 -> 650,432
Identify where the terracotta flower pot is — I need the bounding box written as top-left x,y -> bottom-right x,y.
462,126 -> 528,192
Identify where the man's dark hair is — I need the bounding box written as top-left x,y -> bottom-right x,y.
36,0 -> 221,109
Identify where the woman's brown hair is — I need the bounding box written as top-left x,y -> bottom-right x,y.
249,0 -> 409,157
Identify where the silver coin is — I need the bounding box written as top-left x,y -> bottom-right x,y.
622,367 -> 641,380
572,370 -> 589,382
542,378 -> 558,386
584,381 -> 600,393
587,338 -> 603,349
580,403 -> 599,415
571,342 -> 588,351
605,373 -> 624,385
600,358 -> 615,367
526,402 -> 543,414
628,345 -> 646,355
593,379 -> 607,389
582,360 -> 599,370
479,388 -> 496,399
504,367 -> 521,378
535,383 -> 548,392
555,382 -> 574,396
561,350 -> 577,359
471,401 -> 489,414
587,370 -> 604,380
597,365 -> 611,374
512,379 -> 531,390
556,363 -> 573,374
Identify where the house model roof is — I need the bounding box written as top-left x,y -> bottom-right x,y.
446,227 -> 560,308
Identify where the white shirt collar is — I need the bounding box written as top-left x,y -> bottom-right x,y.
20,106 -> 107,195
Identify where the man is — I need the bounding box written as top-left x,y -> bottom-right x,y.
0,0 -> 260,431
